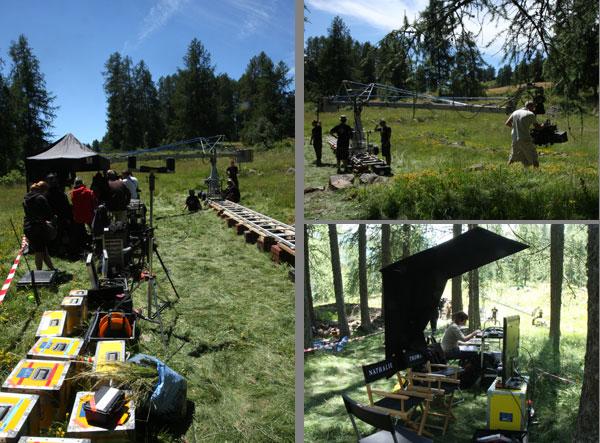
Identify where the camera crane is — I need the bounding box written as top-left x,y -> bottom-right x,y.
112,134 -> 253,199
321,80 -> 566,150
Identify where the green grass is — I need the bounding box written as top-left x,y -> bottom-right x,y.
303,106 -> 598,219
0,141 -> 295,442
304,283 -> 588,442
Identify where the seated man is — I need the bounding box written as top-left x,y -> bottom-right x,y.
441,311 -> 480,360
184,190 -> 201,212
223,179 -> 240,203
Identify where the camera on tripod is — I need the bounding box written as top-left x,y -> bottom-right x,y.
531,120 -> 568,146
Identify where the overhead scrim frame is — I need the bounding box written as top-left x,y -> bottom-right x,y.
381,227 -> 529,367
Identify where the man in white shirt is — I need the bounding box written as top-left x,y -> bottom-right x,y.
121,170 -> 139,199
505,101 -> 541,167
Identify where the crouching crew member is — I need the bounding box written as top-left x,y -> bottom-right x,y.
185,190 -> 201,212
223,178 -> 240,203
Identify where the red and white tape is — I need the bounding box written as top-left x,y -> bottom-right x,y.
0,237 -> 28,304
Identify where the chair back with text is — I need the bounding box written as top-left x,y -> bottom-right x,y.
342,394 -> 398,443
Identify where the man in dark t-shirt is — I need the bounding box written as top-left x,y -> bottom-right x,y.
330,115 -> 353,173
310,120 -> 323,166
375,119 -> 392,165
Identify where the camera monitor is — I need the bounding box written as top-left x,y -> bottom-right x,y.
502,315 -> 520,385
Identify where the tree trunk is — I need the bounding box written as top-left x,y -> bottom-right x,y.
328,224 -> 350,337
381,224 -> 391,321
451,224 -> 463,313
468,224 -> 480,330
401,224 -> 411,258
358,224 -> 371,330
573,224 -> 599,442
549,224 -> 564,355
304,225 -> 314,348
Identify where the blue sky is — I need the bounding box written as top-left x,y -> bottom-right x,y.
305,0 -> 508,69
0,0 -> 294,144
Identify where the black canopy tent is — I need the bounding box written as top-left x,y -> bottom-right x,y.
25,133 -> 110,187
381,227 -> 529,367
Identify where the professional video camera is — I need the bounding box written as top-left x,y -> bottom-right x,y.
91,199 -> 149,280
530,120 -> 568,146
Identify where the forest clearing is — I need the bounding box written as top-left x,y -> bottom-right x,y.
303,103 -> 598,220
304,224 -> 598,442
0,145 -> 295,441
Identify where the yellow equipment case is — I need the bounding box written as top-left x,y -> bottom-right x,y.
0,393 -> 40,442
66,392 -> 134,442
2,360 -> 71,429
93,341 -> 125,374
27,338 -> 84,361
487,378 -> 528,431
35,312 -> 67,339
60,296 -> 88,335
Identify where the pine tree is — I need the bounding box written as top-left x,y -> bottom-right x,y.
172,39 -> 218,140
103,52 -> 132,150
549,224 -> 564,356
215,73 -> 238,140
238,52 -> 291,146
318,17 -> 354,95
132,60 -> 163,148
358,224 -> 371,330
329,224 -> 350,338
419,0 -> 454,94
157,74 -> 178,141
9,35 -> 56,158
0,58 -> 18,175
449,32 -> 485,97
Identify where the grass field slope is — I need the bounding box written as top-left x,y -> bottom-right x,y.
304,283 -> 588,443
0,141 -> 294,442
304,106 -> 598,220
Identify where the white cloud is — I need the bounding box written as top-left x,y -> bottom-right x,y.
307,0 -> 512,63
306,0 -> 428,31
124,0 -> 189,52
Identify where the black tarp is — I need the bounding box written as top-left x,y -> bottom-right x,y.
25,133 -> 110,184
381,227 -> 528,365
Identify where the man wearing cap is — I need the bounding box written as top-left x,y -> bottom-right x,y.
310,120 -> 323,166
375,119 -> 392,165
329,115 -> 354,173
505,101 -> 541,167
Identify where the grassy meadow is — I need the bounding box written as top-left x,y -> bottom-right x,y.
303,105 -> 598,220
0,141 -> 295,441
304,283 -> 589,443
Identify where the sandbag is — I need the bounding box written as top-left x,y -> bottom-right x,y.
128,353 -> 187,421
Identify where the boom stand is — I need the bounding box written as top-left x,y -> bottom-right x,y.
147,173 -> 155,316
144,172 -> 180,319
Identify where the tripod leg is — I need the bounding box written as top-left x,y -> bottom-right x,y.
151,278 -> 167,347
153,245 -> 180,300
